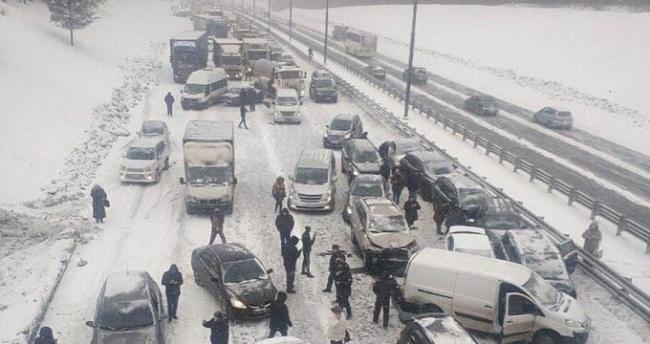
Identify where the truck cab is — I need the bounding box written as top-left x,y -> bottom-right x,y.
268,88 -> 302,124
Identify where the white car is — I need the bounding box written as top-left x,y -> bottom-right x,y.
120,136 -> 170,183
139,120 -> 170,144
270,88 -> 302,124
446,226 -> 495,258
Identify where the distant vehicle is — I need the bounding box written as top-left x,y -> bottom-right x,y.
269,88 -> 302,124
220,81 -> 264,107
399,151 -> 455,201
402,67 -> 428,85
394,248 -> 590,344
349,197 -> 418,275
169,31 -> 209,83
309,75 -> 338,103
120,136 -> 170,184
256,337 -> 310,344
311,69 -> 332,79
342,174 -> 385,223
464,95 -> 499,116
397,314 -> 478,344
431,174 -> 491,227
269,44 -> 284,61
323,113 -> 364,149
331,25 -> 349,41
85,271 -> 166,344
192,14 -> 228,38
211,38 -> 244,80
389,138 -> 426,167
242,38 -> 271,66
288,149 -> 337,212
252,59 -> 306,97
364,64 -> 386,80
533,107 -> 573,129
279,54 -> 296,66
139,120 -> 170,144
180,67 -> 228,110
343,29 -> 377,58
446,226 -> 495,258
191,244 -> 277,318
341,138 -> 382,182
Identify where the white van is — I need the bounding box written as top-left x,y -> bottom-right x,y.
288,149 -> 337,211
181,67 -> 228,110
269,88 -> 302,124
120,137 -> 170,183
395,248 -> 590,344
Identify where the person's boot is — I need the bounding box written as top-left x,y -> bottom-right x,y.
322,288 -> 331,293
287,289 -> 296,294
306,272 -> 314,278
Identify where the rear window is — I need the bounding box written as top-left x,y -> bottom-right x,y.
351,183 -> 383,197
141,125 -> 164,136
97,299 -> 153,330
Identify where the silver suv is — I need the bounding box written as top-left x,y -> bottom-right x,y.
323,113 -> 364,149
533,106 -> 573,129
288,149 -> 337,212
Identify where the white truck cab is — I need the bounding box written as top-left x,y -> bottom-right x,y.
269,88 -> 302,124
120,136 -> 170,183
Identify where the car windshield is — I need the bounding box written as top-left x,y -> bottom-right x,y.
184,83 -> 206,95
220,55 -> 241,65
295,168 -> 328,184
141,126 -> 164,136
314,79 -> 334,88
459,188 -> 488,206
352,183 -> 383,197
423,160 -> 452,175
330,119 -> 352,131
187,166 -> 232,185
279,70 -> 302,79
369,215 -> 407,233
97,299 -> 154,330
354,150 -> 380,163
481,215 -> 522,230
222,258 -> 266,283
277,96 -> 298,106
523,273 -> 562,307
126,147 -> 155,160
558,111 -> 572,117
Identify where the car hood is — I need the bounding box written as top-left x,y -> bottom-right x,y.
225,279 -> 277,306
352,161 -> 381,174
293,182 -> 329,195
96,326 -> 157,344
276,105 -> 299,112
122,159 -> 156,169
367,232 -> 414,249
327,129 -> 350,137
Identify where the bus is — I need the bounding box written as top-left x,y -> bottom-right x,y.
343,29 -> 377,58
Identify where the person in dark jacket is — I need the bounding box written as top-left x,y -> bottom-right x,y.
335,259 -> 353,319
268,291 -> 292,337
378,141 -> 390,160
34,326 -> 56,344
248,88 -> 256,112
379,161 -> 391,195
406,172 -> 419,200
164,92 -> 174,116
238,103 -> 248,129
390,168 -> 405,204
372,271 -> 398,328
275,208 -> 294,249
272,177 -> 287,213
239,88 -> 247,107
282,236 -> 302,293
403,195 -> 421,229
301,226 -> 316,277
433,201 -> 450,235
203,311 -> 229,344
90,184 -> 108,223
210,208 -> 226,244
322,244 -> 342,292
161,264 -> 183,321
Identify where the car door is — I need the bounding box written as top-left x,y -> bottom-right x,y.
399,324 -> 431,344
199,251 -> 222,296
502,293 -> 538,343
357,206 -> 368,250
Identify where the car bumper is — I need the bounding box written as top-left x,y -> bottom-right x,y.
231,305 -> 272,319
120,172 -> 156,183
323,137 -> 345,148
365,250 -> 409,276
187,198 -> 233,212
274,116 -> 301,124
181,99 -> 204,109
288,196 -> 333,211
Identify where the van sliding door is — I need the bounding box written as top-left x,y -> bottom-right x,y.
452,274 -> 498,333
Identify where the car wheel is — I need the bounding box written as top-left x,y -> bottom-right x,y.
194,272 -> 202,286
533,331 -> 560,344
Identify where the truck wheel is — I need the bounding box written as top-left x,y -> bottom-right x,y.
533,331 -> 559,344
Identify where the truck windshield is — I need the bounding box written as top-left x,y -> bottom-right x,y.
220,55 -> 241,65
248,50 -> 267,60
188,166 -> 232,185
174,46 -> 197,61
523,273 -> 562,308
279,70 -> 302,79
184,84 -> 206,95
295,168 -> 328,185
314,79 -> 334,88
277,97 -> 298,106
126,148 -> 155,160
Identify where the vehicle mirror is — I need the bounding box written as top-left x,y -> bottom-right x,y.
85,321 -> 96,328
179,177 -> 185,185
233,177 -> 238,184
266,268 -> 274,274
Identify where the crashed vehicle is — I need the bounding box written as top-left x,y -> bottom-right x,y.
400,150 -> 456,202
322,113 -> 364,149
342,174 -> 385,223
341,138 -> 382,182
219,81 -> 264,107
86,271 -> 167,344
397,314 -> 478,344
349,197 -> 418,275
191,243 -> 277,318
431,174 -> 491,227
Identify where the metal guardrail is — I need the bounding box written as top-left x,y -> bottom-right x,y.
238,10 -> 650,323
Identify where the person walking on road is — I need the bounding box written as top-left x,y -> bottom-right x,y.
272,177 -> 287,213
238,103 -> 248,129
248,88 -> 256,112
582,221 -> 603,258
203,311 -> 229,344
275,208 -> 295,249
308,47 -> 314,60
380,160 -> 391,196
239,88 -> 247,107
161,264 -> 183,322
390,168 -> 405,204
164,92 -> 174,116
372,271 -> 398,328
90,184 -> 108,223
433,201 -> 450,235
327,305 -> 349,344
34,326 -> 57,344
209,208 -> 227,244
335,259 -> 353,319
282,236 -> 302,293
268,291 -> 293,337
403,195 -> 421,229
301,226 -> 316,277
322,244 -> 342,292
406,171 -> 419,200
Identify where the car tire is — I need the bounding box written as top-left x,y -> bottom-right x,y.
194,272 -> 202,286
532,331 -> 560,344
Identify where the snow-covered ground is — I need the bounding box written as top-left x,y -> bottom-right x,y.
279,5 -> 650,155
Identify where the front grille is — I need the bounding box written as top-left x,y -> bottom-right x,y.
328,135 -> 341,143
281,111 -> 295,117
127,168 -> 145,172
298,193 -> 322,203
125,174 -> 145,179
249,301 -> 272,310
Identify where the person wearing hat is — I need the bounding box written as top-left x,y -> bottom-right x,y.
209,208 -> 226,244
582,220 -> 603,258
372,271 -> 398,328
161,264 -> 184,321
301,226 -> 316,278
334,259 -> 353,319
268,291 -> 293,337
322,244 -> 342,292
202,311 -> 229,344
327,305 -> 349,344
282,236 -> 302,293
275,207 -> 295,249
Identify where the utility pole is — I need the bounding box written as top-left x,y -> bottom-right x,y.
324,0 -> 330,64
253,0 -> 256,20
268,0 -> 271,33
403,0 -> 418,119
289,0 -> 293,41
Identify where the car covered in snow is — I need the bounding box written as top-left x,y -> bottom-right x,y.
219,81 -> 264,106
349,197 -> 418,275
191,243 -> 277,318
402,66 -> 428,85
342,174 -> 385,223
365,64 -> 386,80
464,95 -> 499,116
446,226 -> 495,258
255,337 -> 310,344
533,106 -> 573,129
341,138 -> 382,182
456,197 -> 528,234
139,120 -> 170,144
322,113 -> 364,149
120,136 -> 170,184
400,150 -> 456,202
397,314 -> 478,344
86,271 -> 167,344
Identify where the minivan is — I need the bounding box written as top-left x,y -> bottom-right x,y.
395,248 -> 590,344
120,136 -> 170,184
269,88 -> 302,124
288,149 -> 337,211
181,67 -> 228,110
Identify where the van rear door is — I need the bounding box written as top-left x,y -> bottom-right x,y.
451,273 -> 499,333
502,293 -> 537,343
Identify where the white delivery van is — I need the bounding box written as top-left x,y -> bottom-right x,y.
269,88 -> 302,124
395,248 -> 590,344
181,67 -> 228,110
120,137 -> 170,184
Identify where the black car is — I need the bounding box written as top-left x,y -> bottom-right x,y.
309,76 -> 338,103
86,271 -> 166,344
191,243 -> 277,318
365,64 -> 386,80
431,174 -> 491,227
397,315 -> 478,344
220,82 -> 264,106
341,138 -> 382,182
464,95 -> 498,116
400,151 -> 456,201
323,113 -> 364,149
402,67 -> 428,85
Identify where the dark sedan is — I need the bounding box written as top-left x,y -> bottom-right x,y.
402,67 -> 428,85
365,64 -> 386,80
341,139 -> 382,182
220,82 -> 265,107
399,151 -> 456,201
191,243 -> 277,318
464,95 -> 498,116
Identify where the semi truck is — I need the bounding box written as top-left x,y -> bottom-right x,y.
242,38 -> 270,67
252,59 -> 306,97
169,31 -> 209,83
191,14 -> 229,38
179,120 -> 236,214
211,38 -> 244,80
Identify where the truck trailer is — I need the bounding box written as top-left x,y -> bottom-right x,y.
170,31 -> 209,83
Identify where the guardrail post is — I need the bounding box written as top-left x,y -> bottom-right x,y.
499,149 -> 506,164
568,187 -> 576,205
616,216 -> 626,236
442,118 -> 449,130
590,201 -> 600,219
462,128 -> 469,141
452,124 -> 459,135
646,238 -> 650,254
513,158 -> 520,172
473,135 -> 479,148
548,176 -> 555,193
485,142 -> 491,156
530,166 -> 537,182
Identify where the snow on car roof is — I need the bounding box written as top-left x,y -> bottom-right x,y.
186,67 -> 226,85
207,243 -> 255,263
417,316 -> 477,344
183,120 -> 234,143
364,198 -> 400,216
103,271 -> 149,301
128,136 -> 163,149
507,229 -> 568,279
352,174 -> 383,184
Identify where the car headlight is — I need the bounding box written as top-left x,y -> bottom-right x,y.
230,297 -> 247,309
565,319 -> 584,329
322,189 -> 332,201
352,169 -> 360,176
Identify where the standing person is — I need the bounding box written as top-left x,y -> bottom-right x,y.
282,236 -> 302,293
34,326 -> 56,344
161,264 -> 183,321
268,291 -> 293,337
372,271 -> 398,328
301,226 -> 316,278
209,208 -> 227,244
203,311 -> 229,344
433,201 -> 450,235
275,208 -> 294,249
308,47 -> 314,60
327,305 -> 348,344
582,221 -> 603,258
335,259 -> 353,319
90,184 -> 108,223
386,141 -> 397,170
248,88 -> 256,112
406,171 -> 419,200
238,88 -> 247,107
272,177 -> 287,213
390,168 -> 405,204
403,195 -> 421,229
322,244 -> 342,292
238,103 -> 248,129
379,161 -> 391,196
164,92 -> 174,116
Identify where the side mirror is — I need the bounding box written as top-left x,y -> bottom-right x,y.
233,177 -> 238,185
179,177 -> 185,185
266,268 -> 274,274
85,321 -> 96,328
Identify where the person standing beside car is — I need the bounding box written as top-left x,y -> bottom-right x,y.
90,184 -> 108,223
372,271 -> 398,328
164,92 -> 174,116
390,168 -> 405,204
322,244 -> 343,293
272,177 -> 287,213
406,171 -> 419,200
161,264 -> 183,321
403,195 -> 421,229
268,291 -> 293,337
335,259 -> 353,319
282,236 -> 302,293
203,311 -> 229,344
209,208 -> 227,244
275,208 -> 294,249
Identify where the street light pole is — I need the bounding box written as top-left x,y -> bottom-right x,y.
253,0 -> 256,21
403,0 -> 418,119
289,0 -> 293,41
324,0 -> 329,64
268,0 -> 271,33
